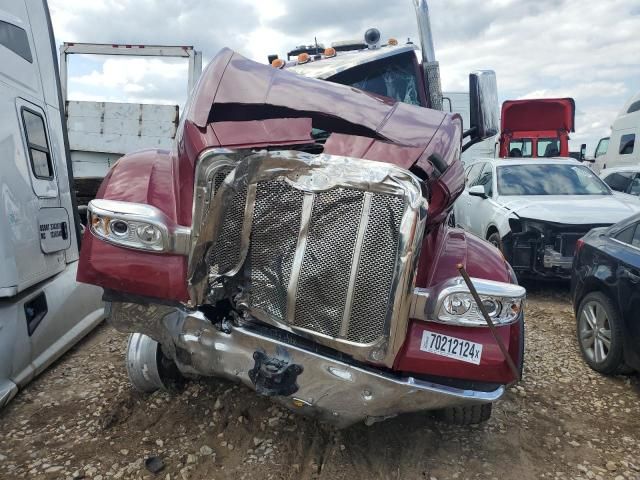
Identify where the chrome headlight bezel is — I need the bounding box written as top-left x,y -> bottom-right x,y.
430,277 -> 525,327
88,199 -> 190,255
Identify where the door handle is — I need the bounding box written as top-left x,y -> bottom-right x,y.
621,267 -> 640,284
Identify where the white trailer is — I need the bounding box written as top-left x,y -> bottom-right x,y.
0,0 -> 104,408
58,42 -> 202,204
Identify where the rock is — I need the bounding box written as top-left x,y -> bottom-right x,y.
568,441 -> 580,447
268,417 -> 278,427
94,476 -> 103,480
213,398 -> 223,411
156,439 -> 164,448
186,454 -> 197,465
253,437 -> 263,447
44,466 -> 64,473
614,476 -> 625,480
606,462 -> 617,472
119,449 -> 129,456
199,445 -> 213,455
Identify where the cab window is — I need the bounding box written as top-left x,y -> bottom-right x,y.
619,134 -> 635,155
629,177 -> 640,197
0,20 -> 32,63
508,139 -> 532,157
327,51 -> 421,106
538,138 -> 560,157
21,109 -> 53,179
595,138 -> 609,158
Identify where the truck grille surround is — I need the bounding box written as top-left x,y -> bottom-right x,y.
188,149 -> 427,366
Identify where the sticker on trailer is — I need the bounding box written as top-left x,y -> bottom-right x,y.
38,208 -> 71,253
420,331 -> 483,365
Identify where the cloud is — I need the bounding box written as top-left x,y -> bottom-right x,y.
50,0 -> 640,153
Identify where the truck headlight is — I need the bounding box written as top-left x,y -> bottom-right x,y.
88,199 -> 190,255
435,278 -> 525,327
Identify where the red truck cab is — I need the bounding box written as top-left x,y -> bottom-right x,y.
499,97 -> 575,158
77,5 -> 525,428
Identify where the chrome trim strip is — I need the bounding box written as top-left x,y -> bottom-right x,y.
409,287 -> 430,321
340,192 -> 372,337
287,192 -> 314,323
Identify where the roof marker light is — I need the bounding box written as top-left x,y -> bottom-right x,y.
271,58 -> 285,69
323,47 -> 337,58
297,52 -> 310,64
388,38 -> 398,46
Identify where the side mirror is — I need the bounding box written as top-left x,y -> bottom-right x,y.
579,143 -> 587,162
463,71 -> 499,152
469,185 -> 487,198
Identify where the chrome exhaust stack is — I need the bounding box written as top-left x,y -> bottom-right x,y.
413,0 -> 443,111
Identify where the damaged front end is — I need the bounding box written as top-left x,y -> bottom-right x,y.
503,218 -> 608,278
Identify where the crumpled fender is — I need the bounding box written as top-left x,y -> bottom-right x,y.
416,223 -> 513,288
77,149 -> 190,302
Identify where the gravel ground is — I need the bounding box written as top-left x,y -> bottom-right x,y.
0,284 -> 639,480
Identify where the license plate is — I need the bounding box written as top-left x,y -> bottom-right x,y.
420,331 -> 483,365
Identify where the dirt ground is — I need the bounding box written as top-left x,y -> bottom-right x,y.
1,283 -> 639,480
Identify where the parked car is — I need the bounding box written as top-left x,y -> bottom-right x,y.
452,158 -> 640,279
600,165 -> 640,197
571,213 -> 640,374
76,3 -> 528,428
0,0 -> 104,408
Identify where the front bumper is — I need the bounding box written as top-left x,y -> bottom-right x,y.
107,301 -> 504,428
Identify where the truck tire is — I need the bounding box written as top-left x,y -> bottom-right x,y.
438,403 -> 492,425
126,333 -> 184,392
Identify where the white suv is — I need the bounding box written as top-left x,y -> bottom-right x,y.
452,158 -> 640,278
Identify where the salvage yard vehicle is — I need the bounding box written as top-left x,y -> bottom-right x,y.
0,0 -> 104,408
452,158 -> 640,279
571,213 -> 640,374
498,98 -> 580,159
594,91 -> 639,172
600,166 -> 640,197
77,1 -> 527,427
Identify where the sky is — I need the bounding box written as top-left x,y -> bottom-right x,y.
49,0 -> 640,153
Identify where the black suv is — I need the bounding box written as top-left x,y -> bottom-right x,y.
571,213 -> 640,374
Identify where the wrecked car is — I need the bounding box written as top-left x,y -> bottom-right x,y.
77,6 -> 527,427
453,158 -> 640,279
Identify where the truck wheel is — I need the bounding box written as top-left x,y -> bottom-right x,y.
437,403 -> 492,425
126,333 -> 184,392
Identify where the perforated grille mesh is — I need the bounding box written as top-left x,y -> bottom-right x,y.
293,188 -> 365,337
212,167 -> 234,196
206,182 -> 247,277
347,193 -> 404,343
248,180 -> 304,320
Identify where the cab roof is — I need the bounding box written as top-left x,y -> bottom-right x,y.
286,44 -> 418,80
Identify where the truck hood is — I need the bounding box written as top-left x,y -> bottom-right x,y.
501,98 -> 575,133
497,194 -> 640,225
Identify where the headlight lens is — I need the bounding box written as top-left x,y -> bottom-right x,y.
437,283 -> 524,327
90,213 -> 165,252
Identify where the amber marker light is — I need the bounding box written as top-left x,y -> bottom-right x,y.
323,47 -> 336,58
271,58 -> 285,69
388,38 -> 398,46
297,52 -> 310,64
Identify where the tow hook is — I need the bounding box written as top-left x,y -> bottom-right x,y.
249,349 -> 303,396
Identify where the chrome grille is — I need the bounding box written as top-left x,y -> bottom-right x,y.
206,181 -> 247,277
346,193 -> 404,343
293,188 -> 365,337
191,150 -> 427,366
249,180 -> 304,320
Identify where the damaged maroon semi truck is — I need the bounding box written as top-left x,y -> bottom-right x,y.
77,1 -> 526,427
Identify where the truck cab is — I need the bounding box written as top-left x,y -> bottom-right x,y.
0,0 -> 103,408
498,97 -> 575,158
594,91 -> 639,172
77,1 -> 525,427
